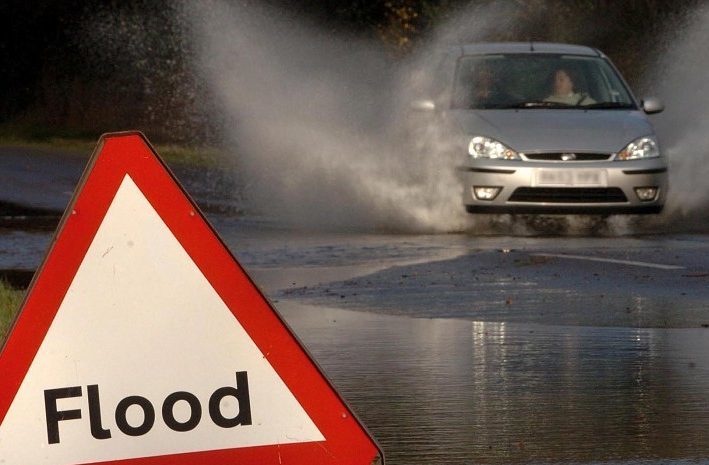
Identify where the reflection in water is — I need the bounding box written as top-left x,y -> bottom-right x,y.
279,302 -> 709,465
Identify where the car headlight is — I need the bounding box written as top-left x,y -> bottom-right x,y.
616,136 -> 660,160
468,136 -> 520,160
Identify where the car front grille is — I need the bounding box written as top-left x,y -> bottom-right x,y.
523,153 -> 612,161
509,187 -> 628,203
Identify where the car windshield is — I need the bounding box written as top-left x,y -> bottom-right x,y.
452,54 -> 636,110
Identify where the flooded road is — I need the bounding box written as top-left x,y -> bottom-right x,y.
2,146 -> 709,464
280,302 -> 709,464
4,221 -> 708,464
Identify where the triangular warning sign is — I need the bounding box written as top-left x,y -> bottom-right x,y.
0,133 -> 382,465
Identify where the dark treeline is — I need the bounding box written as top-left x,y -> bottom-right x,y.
0,0 -> 701,143
0,0 -> 198,141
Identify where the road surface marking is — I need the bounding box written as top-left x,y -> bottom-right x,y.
532,253 -> 684,270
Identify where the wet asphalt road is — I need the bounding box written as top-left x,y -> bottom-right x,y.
2,145 -> 709,464
276,235 -> 709,328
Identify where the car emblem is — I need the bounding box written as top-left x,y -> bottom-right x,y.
561,153 -> 577,161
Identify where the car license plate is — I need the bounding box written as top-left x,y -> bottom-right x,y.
535,169 -> 607,186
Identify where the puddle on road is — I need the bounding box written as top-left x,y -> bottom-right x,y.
279,301 -> 709,465
0,230 -> 55,271
3,222 -> 709,464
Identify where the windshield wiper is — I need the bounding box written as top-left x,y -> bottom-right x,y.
501,101 -> 574,109
581,101 -> 635,110
474,101 -> 635,110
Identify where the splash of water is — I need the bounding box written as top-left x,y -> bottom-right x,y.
181,1 -> 708,235
182,1 -> 546,233
642,4 -> 709,233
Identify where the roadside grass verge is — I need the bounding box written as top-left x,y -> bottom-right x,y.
0,130 -> 222,167
0,281 -> 23,342
151,143 -> 222,167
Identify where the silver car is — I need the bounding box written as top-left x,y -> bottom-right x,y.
421,42 -> 668,214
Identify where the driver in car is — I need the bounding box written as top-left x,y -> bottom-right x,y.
544,68 -> 596,106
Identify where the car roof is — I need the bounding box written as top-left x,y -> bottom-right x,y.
454,42 -> 602,57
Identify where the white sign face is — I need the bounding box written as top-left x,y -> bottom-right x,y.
0,175 -> 324,465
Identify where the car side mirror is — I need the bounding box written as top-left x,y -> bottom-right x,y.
410,99 -> 436,112
642,97 -> 664,114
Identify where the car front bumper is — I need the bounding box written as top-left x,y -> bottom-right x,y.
461,158 -> 668,214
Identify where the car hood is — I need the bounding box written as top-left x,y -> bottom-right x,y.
449,109 -> 655,153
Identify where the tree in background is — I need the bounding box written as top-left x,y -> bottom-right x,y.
0,0 -> 702,142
